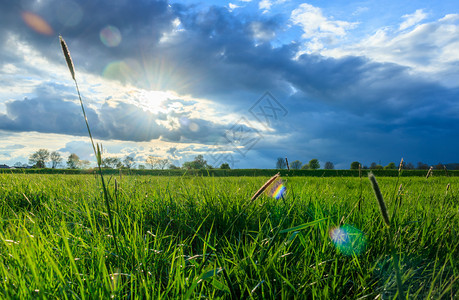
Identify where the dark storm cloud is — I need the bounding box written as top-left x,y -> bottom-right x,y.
0,0 -> 175,71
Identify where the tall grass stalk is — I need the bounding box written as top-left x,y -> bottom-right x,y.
368,173 -> 405,299
59,36 -> 120,255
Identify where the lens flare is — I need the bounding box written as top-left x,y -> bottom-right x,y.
100,25 -> 122,47
102,59 -> 141,83
329,224 -> 367,256
21,11 -> 53,35
265,177 -> 286,199
189,122 -> 199,132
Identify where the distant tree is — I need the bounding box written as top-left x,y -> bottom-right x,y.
67,153 -> 80,169
324,161 -> 334,170
301,164 -> 309,170
182,161 -> 193,170
370,162 -> 377,169
79,160 -> 91,169
276,157 -> 287,169
157,159 -> 169,170
405,162 -> 415,170
384,162 -> 396,170
194,155 -> 207,169
374,164 -> 383,170
220,163 -> 230,169
350,161 -> 360,170
102,157 -> 121,169
50,151 -> 63,168
138,164 -> 146,170
146,155 -> 156,169
435,163 -> 444,170
13,162 -> 23,168
29,149 -> 50,168
123,156 -> 135,169
308,159 -> 320,170
146,156 -> 169,169
290,160 -> 302,170
168,164 -> 180,169
182,155 -> 209,169
417,162 -> 429,170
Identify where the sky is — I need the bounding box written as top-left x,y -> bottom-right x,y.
0,0 -> 458,169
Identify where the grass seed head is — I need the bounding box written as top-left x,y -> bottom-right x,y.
59,35 -> 75,80
368,172 -> 390,227
398,157 -> 404,173
426,166 -> 433,179
251,173 -> 280,202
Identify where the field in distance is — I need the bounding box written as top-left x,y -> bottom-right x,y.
0,174 -> 457,298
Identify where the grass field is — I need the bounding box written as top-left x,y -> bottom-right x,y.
0,173 -> 457,299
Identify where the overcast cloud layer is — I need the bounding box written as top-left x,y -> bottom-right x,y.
0,0 -> 458,168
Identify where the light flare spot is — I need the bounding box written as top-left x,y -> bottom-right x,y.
21,11 -> 54,35
189,122 -> 199,132
100,25 -> 122,47
265,177 -> 286,199
102,59 -> 141,83
329,224 -> 367,256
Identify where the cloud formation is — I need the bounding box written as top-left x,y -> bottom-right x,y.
399,9 -> 428,31
291,3 -> 358,51
0,1 -> 458,167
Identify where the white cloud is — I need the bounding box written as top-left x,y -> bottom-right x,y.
290,4 -> 358,52
228,3 -> 241,12
352,6 -> 369,16
323,15 -> 459,73
259,0 -> 287,13
250,21 -> 276,41
320,14 -> 459,86
399,9 -> 428,31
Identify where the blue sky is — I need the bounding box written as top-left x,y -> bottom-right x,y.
0,0 -> 458,169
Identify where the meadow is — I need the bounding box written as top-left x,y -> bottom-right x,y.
0,173 -> 457,299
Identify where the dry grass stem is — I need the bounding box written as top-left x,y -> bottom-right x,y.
251,173 -> 280,202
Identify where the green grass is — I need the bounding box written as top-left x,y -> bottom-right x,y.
0,174 -> 457,299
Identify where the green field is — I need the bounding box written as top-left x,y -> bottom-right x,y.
0,174 -> 457,299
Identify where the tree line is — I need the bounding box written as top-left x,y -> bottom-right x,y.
276,158 -> 332,170
276,158 -> 452,170
16,149 -> 230,170
9,149 -> 453,171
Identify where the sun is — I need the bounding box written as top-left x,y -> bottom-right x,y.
134,90 -> 173,114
